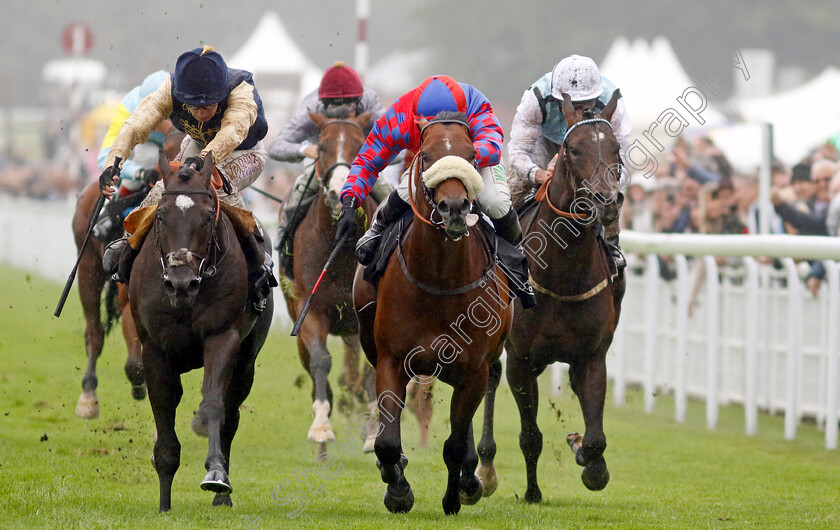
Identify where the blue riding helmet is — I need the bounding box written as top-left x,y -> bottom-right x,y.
172,46 -> 229,106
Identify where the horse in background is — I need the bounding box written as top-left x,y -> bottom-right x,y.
353,113 -> 512,514
281,108 -> 382,453
71,130 -> 184,418
129,151 -> 273,511
480,91 -> 626,502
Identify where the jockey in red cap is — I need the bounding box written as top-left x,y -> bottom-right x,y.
267,61 -> 396,279
336,75 -> 523,270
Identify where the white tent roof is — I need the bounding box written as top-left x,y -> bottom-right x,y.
42,57 -> 106,86
227,11 -> 322,95
601,36 -> 727,131
366,48 -> 432,99
734,67 -> 840,165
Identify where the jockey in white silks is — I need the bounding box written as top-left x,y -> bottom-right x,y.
507,54 -> 632,271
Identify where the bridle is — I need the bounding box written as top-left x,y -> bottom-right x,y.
536,117 -> 621,220
315,119 -> 364,193
157,188 -> 223,284
407,118 -> 475,233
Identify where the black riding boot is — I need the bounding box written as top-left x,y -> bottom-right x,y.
116,241 -> 140,284
241,231 -> 278,313
492,209 -> 523,246
606,234 -> 626,275
356,191 -> 410,266
491,209 -> 537,309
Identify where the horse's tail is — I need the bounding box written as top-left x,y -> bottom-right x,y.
102,278 -> 122,334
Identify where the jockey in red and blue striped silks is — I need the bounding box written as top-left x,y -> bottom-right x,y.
340,75 -> 504,208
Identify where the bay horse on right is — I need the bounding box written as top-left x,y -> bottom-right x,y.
484,90 -> 626,503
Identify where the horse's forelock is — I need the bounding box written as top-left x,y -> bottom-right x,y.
433,110 -> 468,123
582,109 -> 595,120
177,166 -> 193,183
323,105 -> 353,120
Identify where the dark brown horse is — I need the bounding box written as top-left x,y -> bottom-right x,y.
282,109 -> 381,452
353,113 -> 513,515
481,91 -> 626,503
71,130 -> 185,418
129,151 -> 273,511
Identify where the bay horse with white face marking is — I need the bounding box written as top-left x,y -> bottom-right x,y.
129,151 -> 273,512
353,112 -> 513,515
480,91 -> 626,503
281,108 -> 380,453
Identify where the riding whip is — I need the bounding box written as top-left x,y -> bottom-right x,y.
54,156 -> 122,317
290,232 -> 349,336
248,185 -> 284,204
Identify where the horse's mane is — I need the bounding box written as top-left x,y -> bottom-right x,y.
322,105 -> 354,120
582,109 -> 596,120
432,110 -> 468,123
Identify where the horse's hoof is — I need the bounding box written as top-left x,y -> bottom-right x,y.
442,494 -> 461,515
581,457 -> 610,491
131,383 -> 147,401
307,424 -> 336,443
75,391 -> 99,419
524,486 -> 542,504
200,468 -> 232,495
191,413 -> 208,438
459,474 -> 484,505
383,485 -> 414,513
213,493 -> 233,507
476,463 -> 498,497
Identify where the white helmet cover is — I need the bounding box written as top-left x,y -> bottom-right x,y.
551,55 -> 602,101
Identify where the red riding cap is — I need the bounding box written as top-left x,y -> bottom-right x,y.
319,61 -> 364,100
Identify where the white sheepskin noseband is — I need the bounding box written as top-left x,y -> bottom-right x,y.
421,155 -> 484,200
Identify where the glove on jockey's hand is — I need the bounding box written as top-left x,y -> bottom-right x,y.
335,196 -> 360,246
183,156 -> 204,171
99,166 -> 118,192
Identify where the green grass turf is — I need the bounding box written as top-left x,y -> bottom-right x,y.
1,265 -> 838,529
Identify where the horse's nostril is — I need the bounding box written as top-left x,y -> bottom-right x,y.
438,202 -> 450,215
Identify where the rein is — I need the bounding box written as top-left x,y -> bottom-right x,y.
157,188 -> 222,282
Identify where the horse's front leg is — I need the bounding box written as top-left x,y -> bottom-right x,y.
476,357 -> 502,497
507,353 -> 544,503
442,363 -> 488,515
567,350 -> 610,491
76,251 -> 106,418
199,328 -> 241,496
374,353 -> 413,513
120,293 -> 146,400
142,343 -> 184,512
298,316 -> 334,445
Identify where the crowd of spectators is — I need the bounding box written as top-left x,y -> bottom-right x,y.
620,133 -> 840,297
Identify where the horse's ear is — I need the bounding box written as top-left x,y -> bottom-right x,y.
601,89 -> 621,122
354,110 -> 373,128
200,151 -> 215,187
157,149 -> 172,180
308,110 -> 328,129
417,117 -> 429,134
560,93 -> 578,126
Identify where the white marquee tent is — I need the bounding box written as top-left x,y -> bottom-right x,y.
732,67 -> 840,165
227,11 -> 322,127
601,36 -> 728,133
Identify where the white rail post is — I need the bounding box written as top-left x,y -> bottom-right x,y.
644,253 -> 660,413
744,257 -> 760,435
782,257 -> 802,440
824,260 -> 839,450
704,256 -> 720,430
674,254 -> 690,423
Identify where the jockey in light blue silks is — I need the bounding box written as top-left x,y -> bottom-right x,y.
506,54 -> 632,271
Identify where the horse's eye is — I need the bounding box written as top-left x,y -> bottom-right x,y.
569,147 -> 580,157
